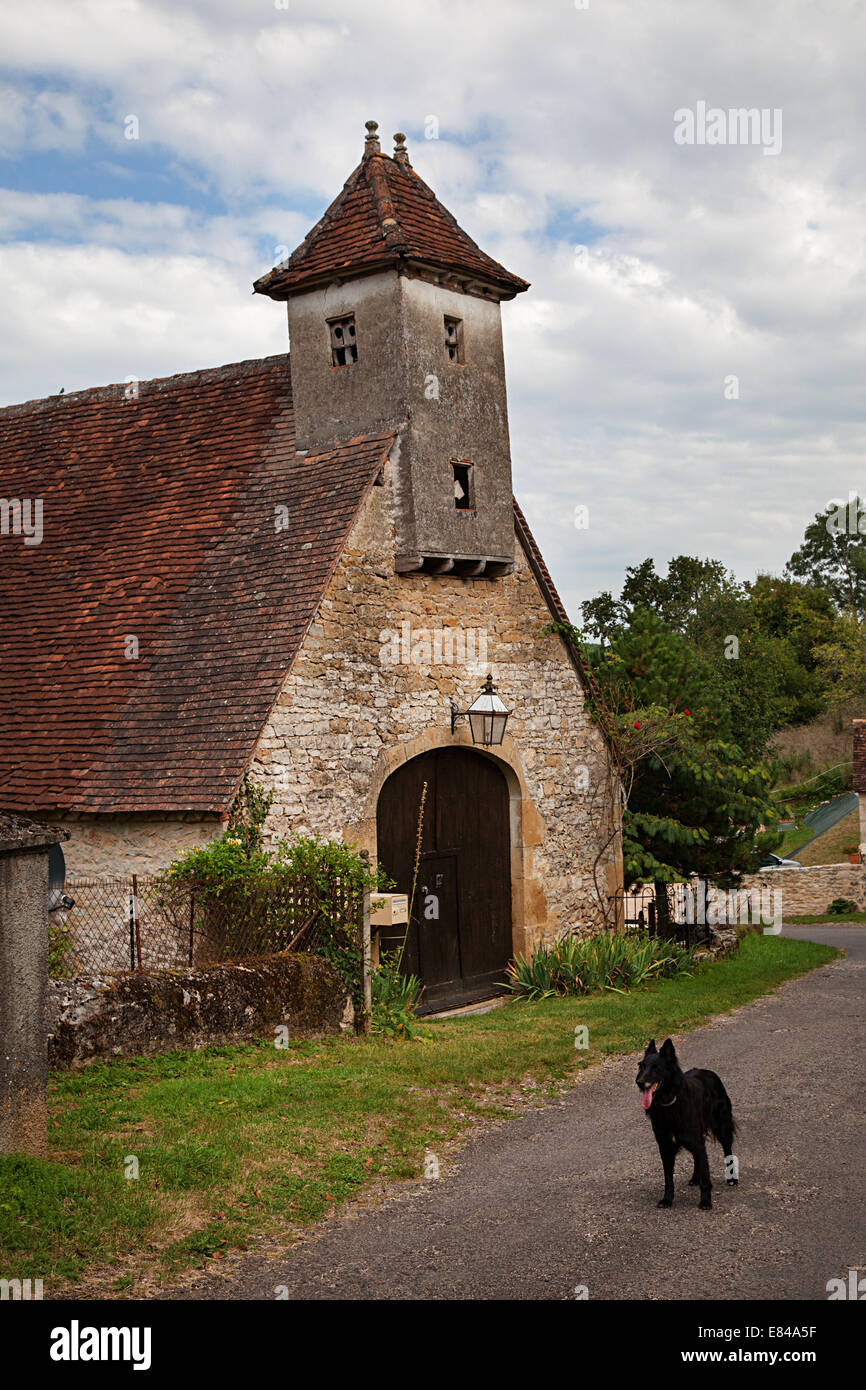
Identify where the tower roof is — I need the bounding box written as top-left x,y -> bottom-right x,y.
254,121 -> 529,303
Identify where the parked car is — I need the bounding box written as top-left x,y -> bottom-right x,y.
759,852 -> 802,869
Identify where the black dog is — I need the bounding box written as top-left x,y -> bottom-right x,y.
636,1038 -> 738,1210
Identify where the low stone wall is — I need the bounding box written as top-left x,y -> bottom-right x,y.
692,924 -> 739,961
739,863 -> 866,917
47,952 -> 354,1070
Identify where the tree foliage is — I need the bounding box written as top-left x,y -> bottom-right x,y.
588,611 -> 780,886
786,498 -> 866,618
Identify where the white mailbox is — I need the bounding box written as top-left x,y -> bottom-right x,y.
370,892 -> 409,926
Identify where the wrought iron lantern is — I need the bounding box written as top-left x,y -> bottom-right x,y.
450,674 -> 511,747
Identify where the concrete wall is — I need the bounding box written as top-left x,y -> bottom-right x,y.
250,463 -> 621,957
0,839 -> 53,1155
399,274 -> 515,565
740,863 -> 866,916
286,269 -> 516,566
287,270 -> 407,453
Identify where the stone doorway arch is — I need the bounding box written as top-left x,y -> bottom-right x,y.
376,746 -> 511,1012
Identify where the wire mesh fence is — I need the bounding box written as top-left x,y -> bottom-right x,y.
52,872 -> 365,980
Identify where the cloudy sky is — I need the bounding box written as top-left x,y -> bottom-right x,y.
2,0 -> 864,618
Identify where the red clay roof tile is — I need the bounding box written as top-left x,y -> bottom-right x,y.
255,149 -> 529,301
0,355 -> 393,813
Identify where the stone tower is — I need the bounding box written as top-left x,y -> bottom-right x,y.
254,121 -> 530,577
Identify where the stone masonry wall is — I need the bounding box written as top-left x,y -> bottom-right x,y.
739,863 -> 866,916
47,953 -> 353,1069
52,812 -> 223,878
250,461 -> 620,954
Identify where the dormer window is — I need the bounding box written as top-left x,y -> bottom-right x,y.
329,315 -> 358,366
445,316 -> 464,363
452,460 -> 474,511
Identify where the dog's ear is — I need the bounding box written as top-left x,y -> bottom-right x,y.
660,1038 -> 676,1059
646,1039 -> 657,1053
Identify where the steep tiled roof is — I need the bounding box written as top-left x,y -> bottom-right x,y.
513,500 -> 594,694
0,356 -> 393,813
0,359 -> 581,816
255,138 -> 529,301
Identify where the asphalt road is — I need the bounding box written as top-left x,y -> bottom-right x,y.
169,927 -> 866,1301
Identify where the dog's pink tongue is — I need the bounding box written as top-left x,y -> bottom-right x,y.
640,1086 -> 655,1110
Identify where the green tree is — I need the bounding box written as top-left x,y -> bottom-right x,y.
591,611 -> 779,895
786,499 -> 866,618
813,609 -> 866,711
580,590 -> 626,646
583,556 -> 836,747
620,555 -> 739,633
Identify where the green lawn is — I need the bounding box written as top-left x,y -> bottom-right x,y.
795,807 -> 860,866
0,932 -> 838,1297
775,821 -> 812,857
783,910 -> 866,925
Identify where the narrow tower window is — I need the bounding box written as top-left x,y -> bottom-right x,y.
444,316 -> 464,363
329,315 -> 358,366
452,460 -> 474,510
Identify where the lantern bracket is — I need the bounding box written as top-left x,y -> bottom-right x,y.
449,674 -> 511,746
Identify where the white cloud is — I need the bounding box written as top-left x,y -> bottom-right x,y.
1,0 -> 864,604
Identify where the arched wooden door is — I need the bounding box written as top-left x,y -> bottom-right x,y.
376,747 -> 512,1013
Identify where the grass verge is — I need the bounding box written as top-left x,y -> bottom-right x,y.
0,932 -> 838,1296
794,807 -> 860,866
782,911 -> 866,925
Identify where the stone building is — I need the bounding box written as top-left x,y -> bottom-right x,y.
854,718 -> 866,852
0,122 -> 621,1010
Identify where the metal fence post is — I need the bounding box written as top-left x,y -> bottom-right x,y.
132,873 -> 142,971
361,884 -> 372,1035
359,853 -> 372,1036
128,883 -> 136,972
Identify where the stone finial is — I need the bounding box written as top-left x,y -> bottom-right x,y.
364,120 -> 381,156
393,132 -> 410,165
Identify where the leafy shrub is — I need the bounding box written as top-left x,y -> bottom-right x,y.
827,897 -> 859,916
155,782 -> 392,1015
370,951 -> 422,1038
505,928 -> 694,1000
225,774 -> 275,856
48,919 -> 76,979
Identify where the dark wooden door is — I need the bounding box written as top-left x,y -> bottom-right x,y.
376,747 -> 512,1012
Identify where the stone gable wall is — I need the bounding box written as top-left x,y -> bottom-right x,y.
250,466 -> 620,954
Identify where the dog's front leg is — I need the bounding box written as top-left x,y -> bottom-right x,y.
657,1140 -> 676,1207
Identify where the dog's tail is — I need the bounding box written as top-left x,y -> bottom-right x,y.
711,1077 -> 738,1138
